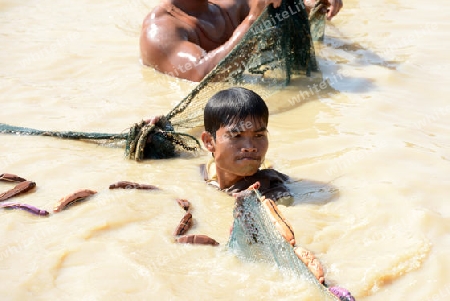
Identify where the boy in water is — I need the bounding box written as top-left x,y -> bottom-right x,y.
200,87 -> 332,285
149,87 -> 353,298
200,87 -> 292,204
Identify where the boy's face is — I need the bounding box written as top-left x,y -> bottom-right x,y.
204,116 -> 269,180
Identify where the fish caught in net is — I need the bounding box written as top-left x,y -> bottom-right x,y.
0,0 -> 324,160
228,184 -> 344,301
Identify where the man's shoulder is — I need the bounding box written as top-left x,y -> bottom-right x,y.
140,5 -> 192,64
200,158 -> 292,203
142,6 -> 183,31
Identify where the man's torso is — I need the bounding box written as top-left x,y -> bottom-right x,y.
150,1 -> 247,51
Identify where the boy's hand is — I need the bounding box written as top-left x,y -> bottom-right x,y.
144,115 -> 164,125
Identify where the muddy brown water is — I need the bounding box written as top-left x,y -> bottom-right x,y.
1,0 -> 449,300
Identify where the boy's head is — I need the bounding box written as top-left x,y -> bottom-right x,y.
203,87 -> 269,138
201,87 -> 269,188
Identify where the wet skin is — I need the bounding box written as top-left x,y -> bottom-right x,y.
140,0 -> 342,82
201,117 -> 268,189
140,0 -> 281,82
304,0 -> 342,20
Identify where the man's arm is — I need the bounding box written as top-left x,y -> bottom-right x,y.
140,16 -> 256,82
140,0 -> 281,82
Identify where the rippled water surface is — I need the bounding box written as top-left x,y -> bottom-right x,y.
1,0 -> 450,300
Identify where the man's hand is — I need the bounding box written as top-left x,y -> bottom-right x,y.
325,0 -> 343,20
304,0 -> 343,20
248,0 -> 282,21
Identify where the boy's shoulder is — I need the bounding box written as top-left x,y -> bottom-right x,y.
226,169 -> 292,203
200,158 -> 292,204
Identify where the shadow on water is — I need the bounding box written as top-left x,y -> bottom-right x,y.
267,71 -> 375,114
270,28 -> 403,115
323,35 -> 401,71
276,177 -> 340,207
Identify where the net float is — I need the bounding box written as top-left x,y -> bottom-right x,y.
1,202 -> 49,216
294,246 -> 325,284
0,173 -> 26,182
53,189 -> 97,212
176,198 -> 191,211
176,234 -> 219,246
109,181 -> 158,190
173,212 -> 193,236
0,181 -> 36,202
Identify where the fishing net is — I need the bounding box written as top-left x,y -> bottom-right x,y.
309,2 -> 327,41
0,0 -> 324,161
228,187 -> 339,300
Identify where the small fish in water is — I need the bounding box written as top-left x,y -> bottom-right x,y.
53,189 -> 97,212
0,181 -> 36,202
108,181 -> 158,190
329,286 -> 356,301
0,173 -> 26,182
1,202 -> 49,216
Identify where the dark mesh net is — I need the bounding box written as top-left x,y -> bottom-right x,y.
0,0 -> 324,160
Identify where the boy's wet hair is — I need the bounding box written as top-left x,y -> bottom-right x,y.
204,87 -> 269,138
